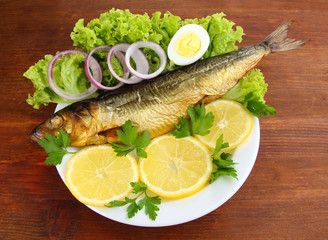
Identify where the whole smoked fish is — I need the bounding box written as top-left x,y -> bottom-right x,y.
30,22 -> 305,146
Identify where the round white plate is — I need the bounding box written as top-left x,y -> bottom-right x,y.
55,103 -> 260,227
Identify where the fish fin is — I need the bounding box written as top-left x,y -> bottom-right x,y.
202,94 -> 222,104
83,128 -> 120,145
98,128 -> 120,140
263,21 -> 307,52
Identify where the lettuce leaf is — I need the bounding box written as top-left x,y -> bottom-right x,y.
70,9 -> 244,73
24,53 -> 98,109
181,13 -> 244,58
24,8 -> 244,109
222,69 -> 276,117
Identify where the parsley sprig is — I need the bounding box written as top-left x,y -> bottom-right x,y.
106,181 -> 161,221
172,102 -> 214,138
37,129 -> 75,166
111,120 -> 151,158
171,103 -> 238,183
241,92 -> 276,118
210,134 -> 238,183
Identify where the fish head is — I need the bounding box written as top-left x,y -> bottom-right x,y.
30,111 -> 73,142
30,101 -> 97,146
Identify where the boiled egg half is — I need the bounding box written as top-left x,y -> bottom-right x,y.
167,24 -> 210,66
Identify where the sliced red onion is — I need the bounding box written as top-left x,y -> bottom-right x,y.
47,50 -> 102,101
125,41 -> 167,79
85,45 -> 125,90
107,43 -> 149,84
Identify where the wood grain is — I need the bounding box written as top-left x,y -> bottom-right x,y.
1,0 -> 327,239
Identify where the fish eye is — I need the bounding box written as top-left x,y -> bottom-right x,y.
50,115 -> 64,128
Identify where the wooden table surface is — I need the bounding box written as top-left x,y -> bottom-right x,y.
1,0 -> 327,239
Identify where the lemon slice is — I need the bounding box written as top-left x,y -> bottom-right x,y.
196,99 -> 253,150
65,145 -> 139,207
139,135 -> 212,199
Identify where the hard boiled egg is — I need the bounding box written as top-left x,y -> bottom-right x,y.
167,24 -> 210,66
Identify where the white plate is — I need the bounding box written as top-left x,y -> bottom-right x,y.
55,103 -> 260,227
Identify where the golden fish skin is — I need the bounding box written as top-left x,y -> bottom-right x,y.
30,21 -> 305,146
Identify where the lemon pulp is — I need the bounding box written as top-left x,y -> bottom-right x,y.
139,135 -> 212,199
65,145 -> 138,207
196,99 -> 253,150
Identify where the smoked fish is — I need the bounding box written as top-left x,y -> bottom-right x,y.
30,21 -> 305,146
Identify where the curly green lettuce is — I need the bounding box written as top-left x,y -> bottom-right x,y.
70,9 -> 244,73
24,8 -> 245,109
222,69 -> 276,117
24,53 -> 96,109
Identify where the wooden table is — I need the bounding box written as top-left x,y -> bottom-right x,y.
1,0 -> 327,239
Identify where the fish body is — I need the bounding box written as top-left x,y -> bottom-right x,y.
30,22 -> 305,146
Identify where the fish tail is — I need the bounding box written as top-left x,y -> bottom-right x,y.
263,21 -> 307,52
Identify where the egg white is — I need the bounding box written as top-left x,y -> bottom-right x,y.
167,24 -> 210,66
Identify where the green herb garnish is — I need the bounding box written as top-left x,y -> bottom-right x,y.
37,129 -> 75,166
210,135 -> 238,183
242,92 -> 277,118
222,69 -> 276,117
172,102 -> 214,138
106,181 -> 161,221
111,120 -> 151,158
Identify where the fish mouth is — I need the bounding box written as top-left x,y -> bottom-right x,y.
30,125 -> 46,142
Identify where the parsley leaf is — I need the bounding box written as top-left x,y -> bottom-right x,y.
210,135 -> 238,183
212,134 -> 229,157
57,129 -> 70,148
139,195 -> 161,221
110,144 -> 132,157
107,197 -> 132,207
44,151 -> 67,166
112,120 -> 151,158
38,134 -> 62,153
131,181 -> 148,193
172,117 -> 191,138
118,120 -> 137,145
135,130 -> 151,149
188,102 -> 215,136
106,181 -> 161,221
172,102 -> 214,138
135,147 -> 147,158
242,92 -> 276,118
37,129 -> 75,166
127,201 -> 141,219
210,167 -> 238,182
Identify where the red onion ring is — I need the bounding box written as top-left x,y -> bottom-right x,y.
125,41 -> 167,80
107,43 -> 150,84
85,46 -> 125,90
47,50 -> 101,101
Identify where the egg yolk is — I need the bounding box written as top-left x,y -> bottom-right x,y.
174,32 -> 201,57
